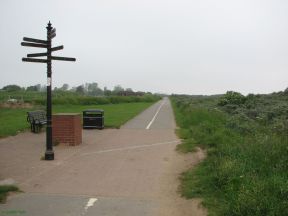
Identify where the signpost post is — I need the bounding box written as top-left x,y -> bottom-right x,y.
21,21 -> 76,160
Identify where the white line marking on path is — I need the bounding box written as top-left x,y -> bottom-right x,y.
81,197 -> 98,216
80,140 -> 181,157
146,100 -> 166,129
85,198 -> 98,210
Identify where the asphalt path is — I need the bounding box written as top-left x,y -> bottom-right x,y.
0,97 -> 206,216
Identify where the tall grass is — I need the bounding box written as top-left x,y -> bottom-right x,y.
171,95 -> 288,216
0,90 -> 160,105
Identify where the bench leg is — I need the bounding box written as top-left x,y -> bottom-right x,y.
30,124 -> 44,133
36,125 -> 43,133
35,125 -> 39,133
31,124 -> 36,133
33,124 -> 39,133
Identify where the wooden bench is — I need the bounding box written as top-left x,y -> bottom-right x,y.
27,110 -> 47,133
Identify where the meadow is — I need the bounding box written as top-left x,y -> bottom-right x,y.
171,91 -> 288,216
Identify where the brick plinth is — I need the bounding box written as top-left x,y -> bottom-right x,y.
52,113 -> 82,146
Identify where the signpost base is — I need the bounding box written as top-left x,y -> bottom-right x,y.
45,150 -> 54,160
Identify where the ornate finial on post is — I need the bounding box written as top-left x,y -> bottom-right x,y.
47,21 -> 52,31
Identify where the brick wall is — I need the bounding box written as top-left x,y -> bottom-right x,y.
52,113 -> 82,146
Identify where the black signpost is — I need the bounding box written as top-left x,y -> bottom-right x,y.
21,21 -> 76,160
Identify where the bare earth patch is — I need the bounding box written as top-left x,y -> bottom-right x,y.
156,147 -> 207,216
0,102 -> 34,109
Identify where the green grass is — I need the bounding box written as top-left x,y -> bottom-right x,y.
0,185 -> 19,203
171,95 -> 288,216
53,102 -> 153,128
0,108 -> 32,137
0,102 -> 154,137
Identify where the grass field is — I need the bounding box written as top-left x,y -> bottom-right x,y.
171,93 -> 288,216
53,103 -> 153,128
0,102 -> 154,138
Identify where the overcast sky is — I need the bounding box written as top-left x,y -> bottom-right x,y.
0,0 -> 288,95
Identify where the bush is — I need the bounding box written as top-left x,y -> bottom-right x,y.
31,95 -> 160,106
0,90 -> 161,105
218,91 -> 246,106
171,94 -> 288,216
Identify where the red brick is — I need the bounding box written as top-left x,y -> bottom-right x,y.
52,113 -> 82,146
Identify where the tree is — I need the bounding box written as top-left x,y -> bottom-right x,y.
27,85 -> 38,91
87,82 -> 98,92
83,82 -> 103,96
104,87 -> 112,96
60,84 -> 69,91
26,84 -> 41,92
113,85 -> 124,93
2,84 -> 22,92
75,85 -> 85,95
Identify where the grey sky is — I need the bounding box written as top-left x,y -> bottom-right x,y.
0,0 -> 288,95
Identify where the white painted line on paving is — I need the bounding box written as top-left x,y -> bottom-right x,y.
146,100 -> 166,129
80,140 -> 181,156
81,197 -> 98,216
85,198 -> 98,210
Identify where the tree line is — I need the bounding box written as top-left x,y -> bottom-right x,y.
1,83 -> 150,97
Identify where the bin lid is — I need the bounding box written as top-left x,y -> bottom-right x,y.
83,109 -> 104,113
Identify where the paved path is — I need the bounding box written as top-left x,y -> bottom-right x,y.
0,98 -> 206,216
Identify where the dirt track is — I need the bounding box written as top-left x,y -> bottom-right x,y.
0,98 -> 206,216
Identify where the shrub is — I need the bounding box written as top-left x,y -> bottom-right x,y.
218,91 -> 246,106
171,94 -> 288,216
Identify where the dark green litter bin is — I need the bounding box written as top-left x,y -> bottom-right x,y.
83,109 -> 104,129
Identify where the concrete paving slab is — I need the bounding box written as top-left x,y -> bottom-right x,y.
0,98 -> 206,216
1,193 -> 157,216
